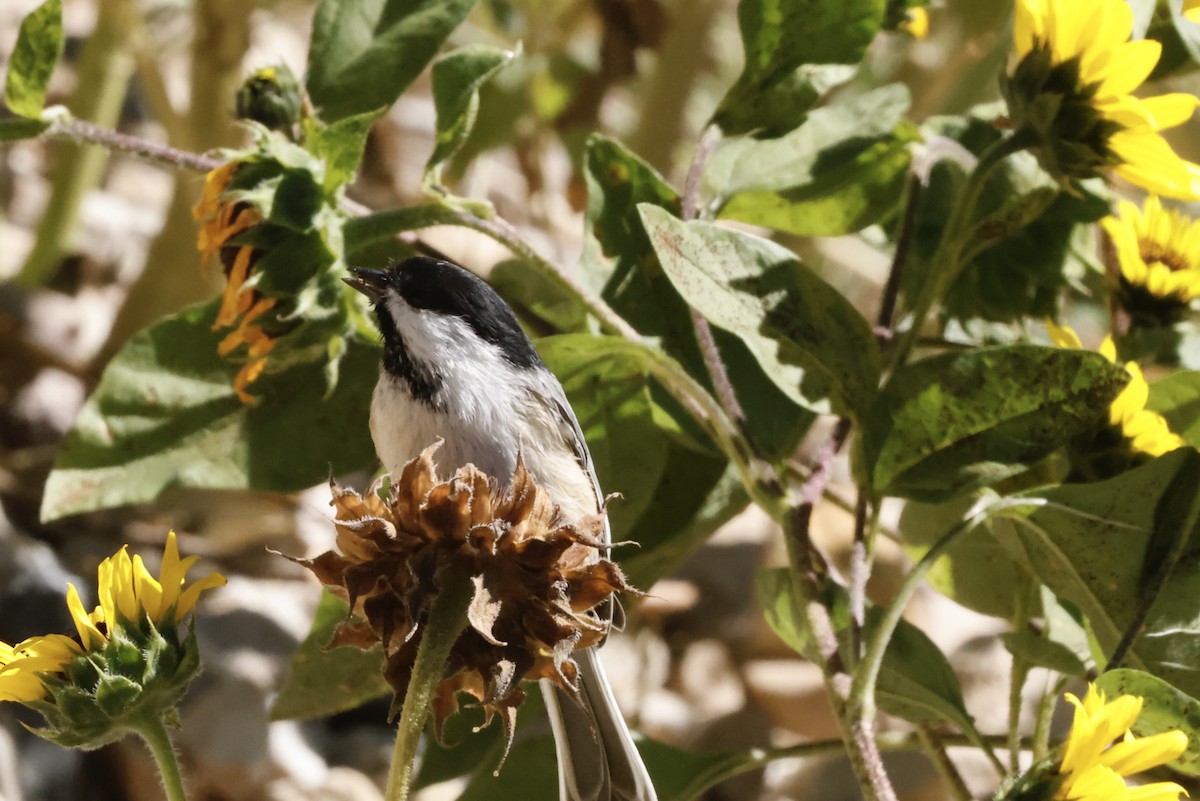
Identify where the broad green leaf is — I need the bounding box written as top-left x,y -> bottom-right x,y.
270,591 -> 388,720
537,336 -> 671,541
426,44 -> 515,185
718,127 -> 916,236
305,0 -> 479,123
1000,631 -> 1087,677
585,135 -> 814,459
620,460 -> 745,589
712,0 -> 886,136
900,496 -> 1036,619
0,116 -> 48,141
1095,669 -> 1200,775
991,449 -> 1200,698
707,85 -> 916,236
864,346 -> 1129,500
640,204 -> 880,421
40,302 -> 379,521
308,107 -> 385,190
3,0 -> 62,118
343,204 -> 465,258
1147,370 -> 1200,448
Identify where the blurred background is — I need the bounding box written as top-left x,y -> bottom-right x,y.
1,1 -> 1194,799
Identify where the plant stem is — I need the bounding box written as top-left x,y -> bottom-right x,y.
917,726 -> 973,801
851,499 -> 1040,717
46,116 -> 220,172
447,211 -> 641,341
131,716 -> 189,801
887,132 -> 1029,372
1007,591 -> 1034,773
17,6 -> 135,288
1033,673 -> 1064,762
384,568 -> 473,801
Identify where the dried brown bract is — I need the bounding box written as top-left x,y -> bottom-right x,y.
297,442 -> 635,750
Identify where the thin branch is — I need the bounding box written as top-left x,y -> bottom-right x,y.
47,116 -> 220,173
448,210 -> 642,341
917,726 -> 973,801
877,173 -> 922,335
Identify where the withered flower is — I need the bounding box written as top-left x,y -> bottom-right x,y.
193,162 -> 280,404
298,443 -> 635,755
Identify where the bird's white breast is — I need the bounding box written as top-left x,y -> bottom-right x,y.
369,304 -> 598,523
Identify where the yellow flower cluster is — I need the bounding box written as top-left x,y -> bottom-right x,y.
1011,0 -> 1200,199
1056,685 -> 1188,801
0,532 -> 225,704
1047,323 -> 1186,458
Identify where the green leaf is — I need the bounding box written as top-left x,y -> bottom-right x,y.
900,496 -> 1036,619
909,113 -> 1110,324
1095,669 -> 1200,775
343,204 -> 465,258
308,107 -> 385,190
755,568 -> 811,657
305,0 -> 479,123
537,335 -> 670,540
620,460 -> 746,589
868,605 -> 975,733
640,204 -> 880,421
40,302 -> 379,521
1000,631 -> 1087,677
456,735 -> 558,801
3,0 -> 62,118
491,259 -> 590,334
425,44 -> 515,185
712,0 -> 886,135
991,449 -> 1200,698
585,136 -> 814,459
1147,370 -> 1200,448
863,346 -> 1129,500
0,116 -> 48,141
707,84 -> 916,236
457,732 -> 783,801
270,591 -> 389,720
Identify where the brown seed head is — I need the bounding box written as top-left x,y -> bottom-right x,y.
298,442 -> 636,749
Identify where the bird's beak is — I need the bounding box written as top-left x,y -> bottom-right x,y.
343,267 -> 389,300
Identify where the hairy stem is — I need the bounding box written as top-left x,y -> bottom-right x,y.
131,716 -> 190,801
384,569 -> 473,801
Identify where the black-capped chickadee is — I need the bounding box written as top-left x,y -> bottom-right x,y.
344,257 -> 656,801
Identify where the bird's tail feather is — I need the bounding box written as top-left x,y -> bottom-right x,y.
542,647 -> 657,801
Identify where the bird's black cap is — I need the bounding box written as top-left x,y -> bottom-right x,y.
345,257 -> 542,370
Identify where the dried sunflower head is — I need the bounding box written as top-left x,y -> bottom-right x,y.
298,442 -> 635,750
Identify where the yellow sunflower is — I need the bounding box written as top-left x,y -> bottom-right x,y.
1103,195 -> 1200,325
0,532 -> 224,706
1046,322 -> 1186,458
1007,0 -> 1200,200
1186,0 -> 1200,24
1055,684 -> 1188,801
193,162 -> 279,404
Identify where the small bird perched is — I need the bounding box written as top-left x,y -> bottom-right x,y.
344,256 -> 657,801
